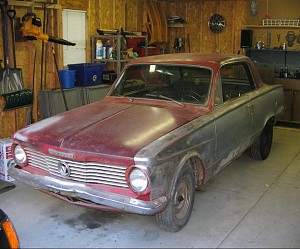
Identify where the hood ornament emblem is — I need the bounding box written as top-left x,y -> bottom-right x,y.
58,161 -> 71,177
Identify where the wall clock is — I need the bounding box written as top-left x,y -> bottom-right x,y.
208,14 -> 225,33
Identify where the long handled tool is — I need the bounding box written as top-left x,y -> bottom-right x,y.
52,47 -> 68,111
6,9 -> 16,68
25,48 -> 36,125
0,2 -> 33,111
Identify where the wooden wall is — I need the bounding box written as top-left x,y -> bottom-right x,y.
165,0 -> 250,54
4,0 -> 289,139
247,0 -> 300,50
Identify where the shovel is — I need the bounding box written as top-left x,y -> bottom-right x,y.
0,3 -> 32,111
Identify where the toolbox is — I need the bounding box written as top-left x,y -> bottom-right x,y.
0,139 -> 15,182
68,63 -> 104,87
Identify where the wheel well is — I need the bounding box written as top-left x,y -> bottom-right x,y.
268,116 -> 275,125
188,157 -> 205,191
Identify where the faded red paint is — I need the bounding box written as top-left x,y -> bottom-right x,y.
15,98 -> 209,160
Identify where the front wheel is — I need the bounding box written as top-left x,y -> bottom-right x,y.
250,119 -> 274,160
156,165 -> 195,232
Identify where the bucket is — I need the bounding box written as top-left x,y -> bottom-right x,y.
59,70 -> 75,89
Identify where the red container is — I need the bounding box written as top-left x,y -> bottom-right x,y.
133,47 -> 161,57
127,37 -> 146,48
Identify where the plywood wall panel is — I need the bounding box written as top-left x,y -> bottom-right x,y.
165,2 -> 178,53
186,2 -> 203,53
218,0 -> 235,53
99,0 -> 113,29
201,1 -> 218,53
60,0 -> 89,10
125,0 -> 138,31
234,0 -> 249,53
114,0 -> 125,30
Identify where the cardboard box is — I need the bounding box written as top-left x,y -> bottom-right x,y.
0,139 -> 15,182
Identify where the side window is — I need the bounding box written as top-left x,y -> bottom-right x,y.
220,63 -> 254,102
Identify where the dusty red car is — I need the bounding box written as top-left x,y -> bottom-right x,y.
9,54 -> 284,232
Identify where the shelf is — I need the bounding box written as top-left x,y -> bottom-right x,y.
91,35 -> 148,75
274,78 -> 300,91
168,23 -> 189,28
248,48 -> 300,53
246,25 -> 300,29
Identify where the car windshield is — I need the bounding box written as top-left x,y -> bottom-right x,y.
109,64 -> 212,105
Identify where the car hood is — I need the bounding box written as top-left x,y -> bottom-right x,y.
14,99 -> 208,158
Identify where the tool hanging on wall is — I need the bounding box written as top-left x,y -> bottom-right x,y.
20,13 -> 76,46
6,9 -> 16,68
20,12 -> 76,114
25,48 -> 36,126
0,1 -> 33,111
52,47 -> 68,112
286,31 -> 296,47
174,37 -> 184,53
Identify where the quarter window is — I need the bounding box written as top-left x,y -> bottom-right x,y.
220,63 -> 254,102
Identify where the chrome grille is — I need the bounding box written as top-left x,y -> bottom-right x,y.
25,147 -> 128,188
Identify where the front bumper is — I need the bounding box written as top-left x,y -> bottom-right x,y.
9,167 -> 167,215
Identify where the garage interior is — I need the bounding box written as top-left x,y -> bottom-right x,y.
0,0 -> 300,248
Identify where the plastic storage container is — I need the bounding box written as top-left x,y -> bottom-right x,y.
59,69 -> 75,88
68,63 -> 104,87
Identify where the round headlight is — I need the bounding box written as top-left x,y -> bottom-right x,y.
14,145 -> 27,164
129,168 -> 148,193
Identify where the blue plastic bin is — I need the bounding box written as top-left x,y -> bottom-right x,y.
59,69 -> 75,88
68,63 -> 104,87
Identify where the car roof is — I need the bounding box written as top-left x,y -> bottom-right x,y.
127,53 -> 250,67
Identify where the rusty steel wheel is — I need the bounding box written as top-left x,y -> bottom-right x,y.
156,165 -> 195,232
250,119 -> 273,160
174,175 -> 192,220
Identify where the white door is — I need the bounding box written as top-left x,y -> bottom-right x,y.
62,9 -> 86,67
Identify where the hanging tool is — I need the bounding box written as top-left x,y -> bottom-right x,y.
6,9 -> 16,68
40,3 -> 47,90
1,1 -> 33,111
20,13 -> 76,46
52,47 -> 68,111
25,48 -> 36,126
1,0 -> 9,68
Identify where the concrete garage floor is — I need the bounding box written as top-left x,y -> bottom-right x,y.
0,127 -> 300,248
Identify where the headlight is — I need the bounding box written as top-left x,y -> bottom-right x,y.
14,145 -> 27,164
129,168 -> 148,193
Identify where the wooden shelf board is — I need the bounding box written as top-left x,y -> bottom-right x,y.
246,25 -> 300,29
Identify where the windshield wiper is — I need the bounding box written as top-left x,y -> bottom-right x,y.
146,94 -> 185,107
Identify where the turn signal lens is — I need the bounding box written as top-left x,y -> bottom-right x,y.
3,218 -> 20,248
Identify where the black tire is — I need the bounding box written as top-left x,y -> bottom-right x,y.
156,165 -> 195,232
250,120 -> 274,160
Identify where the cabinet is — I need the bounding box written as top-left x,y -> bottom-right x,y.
247,49 -> 300,123
91,35 -> 148,75
247,49 -> 300,76
274,78 -> 300,123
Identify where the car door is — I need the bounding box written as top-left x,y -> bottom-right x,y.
212,62 -> 255,173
